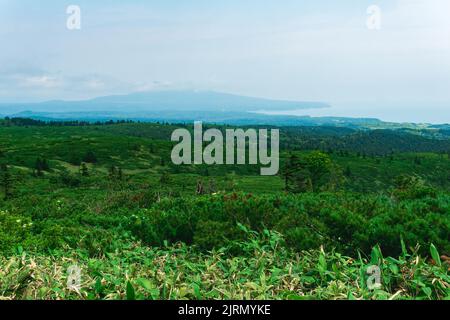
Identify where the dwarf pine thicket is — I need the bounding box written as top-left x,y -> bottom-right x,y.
0,119 -> 449,300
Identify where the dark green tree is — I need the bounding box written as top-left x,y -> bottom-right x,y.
414,156 -> 422,165
304,152 -> 333,191
34,158 -> 44,177
0,164 -> 13,200
108,165 -> 117,180
83,151 -> 98,164
80,163 -> 89,177
159,171 -> 171,185
282,153 -> 299,192
344,165 -> 352,177
34,157 -> 50,176
283,152 -> 340,193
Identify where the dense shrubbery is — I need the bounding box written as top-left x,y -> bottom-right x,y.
125,192 -> 450,257
0,190 -> 448,258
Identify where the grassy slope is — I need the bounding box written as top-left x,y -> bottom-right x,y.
0,123 -> 449,300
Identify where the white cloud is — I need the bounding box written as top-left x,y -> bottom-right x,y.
19,75 -> 62,89
0,69 -> 137,102
85,78 -> 105,90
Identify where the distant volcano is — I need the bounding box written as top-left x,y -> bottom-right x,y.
0,90 -> 330,114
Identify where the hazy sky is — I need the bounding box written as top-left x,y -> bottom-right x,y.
0,0 -> 449,122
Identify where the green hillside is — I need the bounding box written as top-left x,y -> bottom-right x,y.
0,119 -> 449,300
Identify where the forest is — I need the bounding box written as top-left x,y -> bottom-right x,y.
0,118 -> 449,300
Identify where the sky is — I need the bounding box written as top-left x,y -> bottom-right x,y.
0,0 -> 449,123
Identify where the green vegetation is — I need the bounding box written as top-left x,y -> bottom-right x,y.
0,120 -> 449,300
2,230 -> 448,300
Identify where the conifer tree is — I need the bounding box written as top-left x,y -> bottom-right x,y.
0,164 -> 13,200
108,165 -> 117,180
80,163 -> 89,176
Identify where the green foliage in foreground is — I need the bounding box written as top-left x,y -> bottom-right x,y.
1,229 -> 448,300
